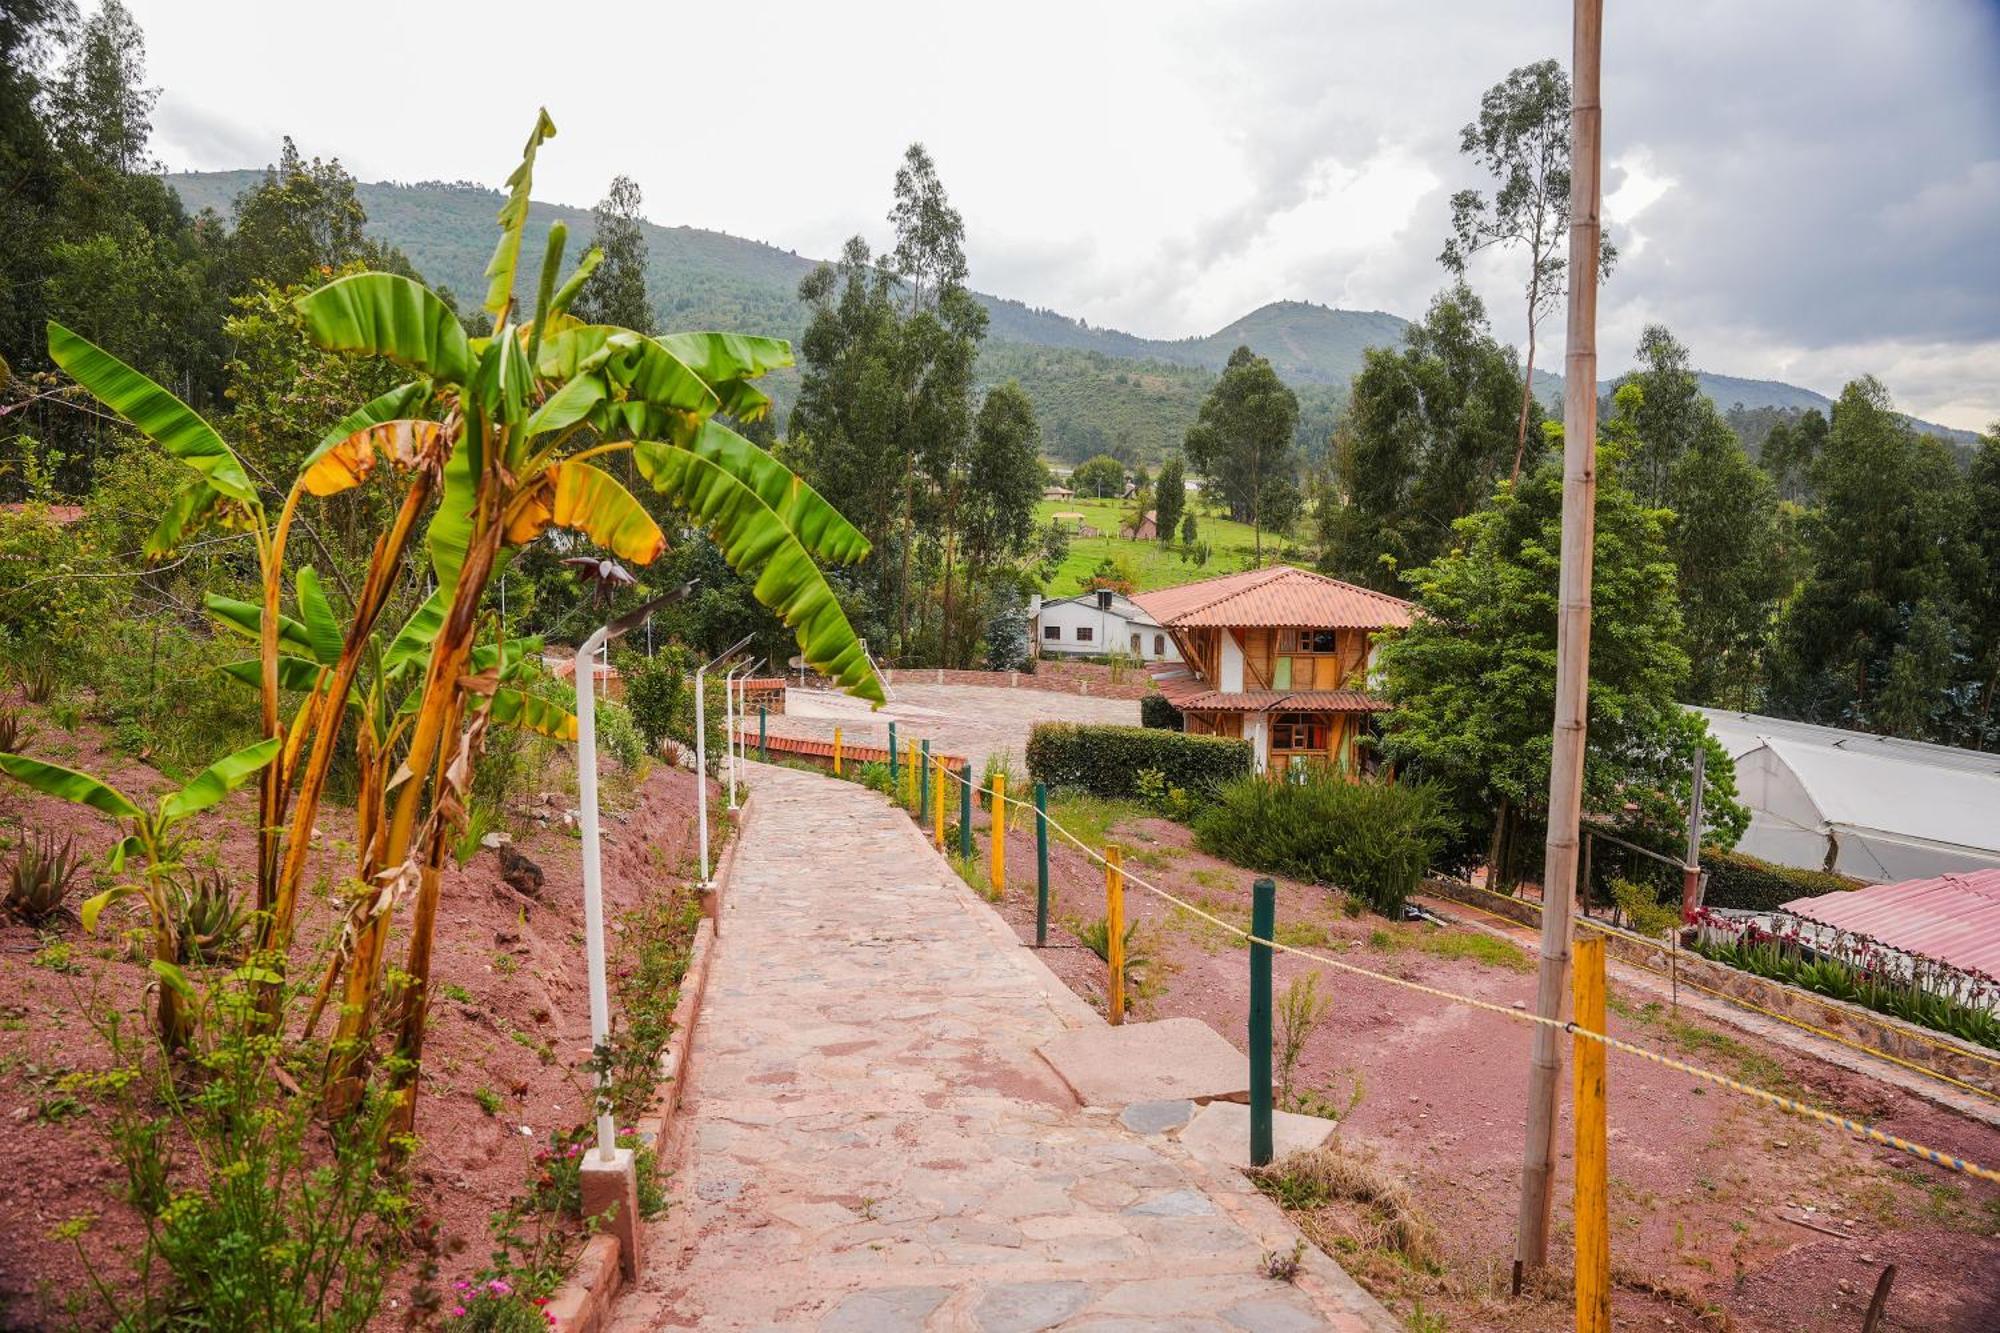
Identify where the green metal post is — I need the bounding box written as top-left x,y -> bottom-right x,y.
887,721 -> 898,787
959,762 -> 974,860
1034,782 -> 1050,947
919,740 -> 931,822
1250,876 -> 1275,1167
758,705 -> 767,761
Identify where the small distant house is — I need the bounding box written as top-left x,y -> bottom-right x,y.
1122,510 -> 1158,541
1043,485 -> 1075,500
1136,566 -> 1414,776
1030,589 -> 1181,663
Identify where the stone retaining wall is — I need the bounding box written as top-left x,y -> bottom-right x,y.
1420,877 -> 1999,1097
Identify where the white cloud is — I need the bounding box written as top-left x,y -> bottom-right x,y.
118,0 -> 2000,421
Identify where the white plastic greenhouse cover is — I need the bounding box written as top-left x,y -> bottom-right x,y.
1693,708 -> 2000,883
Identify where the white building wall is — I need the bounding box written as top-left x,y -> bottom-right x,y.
1033,598 -> 1180,661
1219,631 -> 1245,692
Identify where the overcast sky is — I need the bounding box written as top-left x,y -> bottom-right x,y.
128,0 -> 1999,430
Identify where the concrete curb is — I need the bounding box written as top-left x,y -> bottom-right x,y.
546,786 -> 745,1333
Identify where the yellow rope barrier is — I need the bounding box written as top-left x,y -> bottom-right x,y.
910,751 -> 2000,1185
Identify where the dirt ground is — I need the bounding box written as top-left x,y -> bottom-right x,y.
958,798 -> 2000,1333
0,691 -> 712,1330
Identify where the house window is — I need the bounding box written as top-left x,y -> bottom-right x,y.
1043,625 -> 1061,640
1154,634 -> 1165,656
1278,629 -> 1339,654
1270,712 -> 1329,752
1130,632 -> 1142,654
1076,626 -> 1094,643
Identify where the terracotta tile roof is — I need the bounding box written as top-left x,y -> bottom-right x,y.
1153,673 -> 1388,714
1133,565 -> 1413,630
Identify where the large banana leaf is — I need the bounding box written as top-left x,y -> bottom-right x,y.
527,222 -> 567,363
221,656 -> 329,694
548,248 -> 603,322
638,448 -> 883,703
297,380 -> 433,496
296,274 -> 473,385
484,109 -> 557,321
159,737 -> 282,821
549,461 -> 665,564
523,372 -> 605,437
295,566 -> 343,667
206,592 -> 315,660
427,436 -> 477,598
384,587 -> 447,672
47,323 -> 258,507
535,326 -> 716,421
0,753 -> 141,819
146,479 -> 228,561
654,331 -> 794,384
491,688 -> 577,740
635,424 -> 869,565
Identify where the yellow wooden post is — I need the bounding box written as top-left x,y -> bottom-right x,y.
906,742 -> 918,808
932,758 -> 946,848
832,727 -> 842,776
990,773 -> 1007,894
1573,934 -> 1610,1333
1106,845 -> 1126,1025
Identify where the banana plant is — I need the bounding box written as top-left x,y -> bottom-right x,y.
0,740 -> 278,1049
42,109 -> 880,1134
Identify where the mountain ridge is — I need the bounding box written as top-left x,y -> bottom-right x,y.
164,171 -> 1976,458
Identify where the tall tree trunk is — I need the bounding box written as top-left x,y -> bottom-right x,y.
1510,317 -> 1539,483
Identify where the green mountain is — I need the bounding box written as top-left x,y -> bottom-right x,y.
164,171 -> 1976,464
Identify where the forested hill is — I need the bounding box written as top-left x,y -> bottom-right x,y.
164,171 -> 1974,460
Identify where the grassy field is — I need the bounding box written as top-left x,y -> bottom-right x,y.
1034,497 -> 1291,595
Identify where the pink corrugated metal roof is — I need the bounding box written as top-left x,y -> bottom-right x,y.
1784,869 -> 2000,976
1133,565 -> 1414,630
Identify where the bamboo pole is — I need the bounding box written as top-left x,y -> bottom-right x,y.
1106,845 -> 1126,1025
1573,935 -> 1610,1333
833,726 -> 842,777
1516,0 -> 1604,1277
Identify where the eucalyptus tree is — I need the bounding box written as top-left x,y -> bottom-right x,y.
8,112 -> 879,1131
572,173 -> 654,334
1184,345 -> 1299,560
1442,58 -> 1616,476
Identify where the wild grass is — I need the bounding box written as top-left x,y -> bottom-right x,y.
1251,1140 -> 1440,1273
1367,925 -> 1533,972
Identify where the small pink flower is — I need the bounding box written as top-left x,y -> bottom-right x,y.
489,1279 -> 513,1296
450,1307 -> 467,1319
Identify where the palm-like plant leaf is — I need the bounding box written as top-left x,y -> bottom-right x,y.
484,109 -> 557,321
636,447 -> 883,703
639,424 -> 870,565
206,593 -> 315,659
220,656 -> 328,694
296,274 -> 473,385
47,322 -> 258,506
297,380 -> 433,496
427,436 -> 477,598
0,753 -> 141,819
491,688 -> 577,740
384,587 -> 447,672
656,331 -> 791,420
146,480 -> 229,561
548,461 -> 665,564
294,567 -> 343,667
160,737 -> 282,821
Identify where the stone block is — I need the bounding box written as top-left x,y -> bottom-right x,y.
1038,1018 -> 1249,1107
1176,1100 -> 1336,1171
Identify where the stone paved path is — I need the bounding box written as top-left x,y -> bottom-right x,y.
611,764 -> 1387,1332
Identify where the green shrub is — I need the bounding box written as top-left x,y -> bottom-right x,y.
1701,848 -> 1856,912
1026,723 -> 1250,801
1139,693 -> 1183,730
1193,771 -> 1457,917
593,698 -> 646,769
1608,877 -> 1681,937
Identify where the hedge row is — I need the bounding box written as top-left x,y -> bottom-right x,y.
1026,722 -> 1250,799
1701,847 -> 1857,913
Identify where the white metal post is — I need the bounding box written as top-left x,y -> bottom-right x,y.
695,635 -> 754,888
574,627 -> 618,1162
724,661 -> 742,811
733,658 -> 765,791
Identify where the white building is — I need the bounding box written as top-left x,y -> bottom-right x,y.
1029,589 -> 1181,662
1694,707 -> 2000,882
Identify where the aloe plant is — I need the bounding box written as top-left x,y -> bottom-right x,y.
39,109 -> 880,1128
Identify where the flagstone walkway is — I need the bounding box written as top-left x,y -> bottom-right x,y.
610,763 -> 1388,1332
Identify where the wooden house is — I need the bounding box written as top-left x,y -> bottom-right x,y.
1134,566 -> 1413,776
